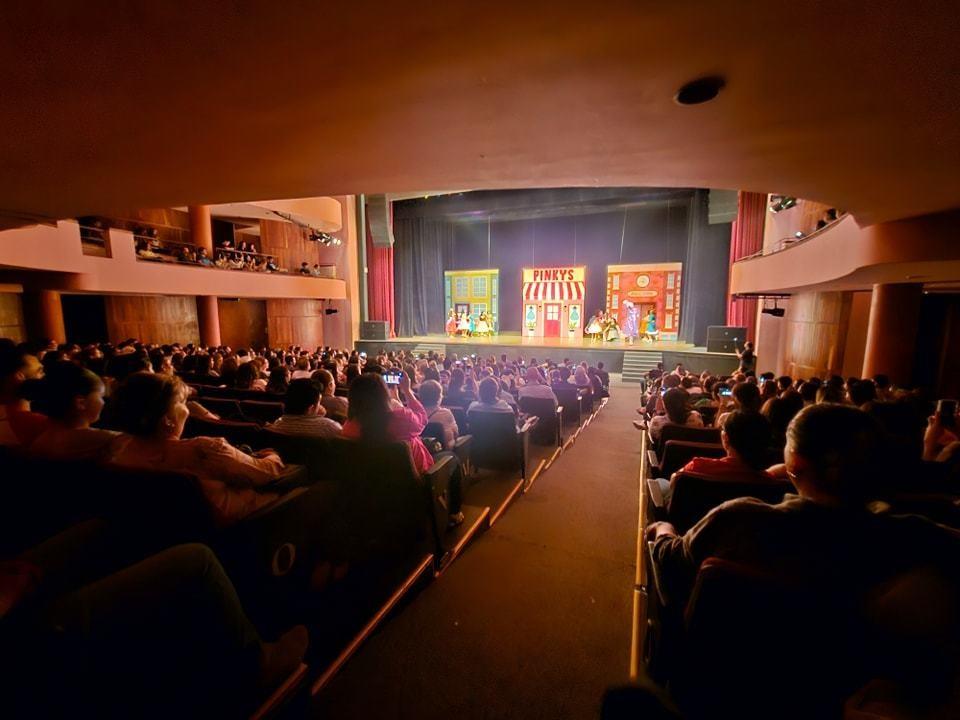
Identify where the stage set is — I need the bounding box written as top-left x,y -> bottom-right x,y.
370,189 -> 743,379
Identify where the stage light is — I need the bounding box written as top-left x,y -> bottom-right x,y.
324,308 -> 338,315
762,307 -> 785,317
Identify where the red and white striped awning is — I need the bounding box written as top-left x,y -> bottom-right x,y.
523,281 -> 585,302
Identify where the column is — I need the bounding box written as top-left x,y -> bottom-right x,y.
188,205 -> 214,256
24,289 -> 66,344
197,296 -> 221,347
862,283 -> 923,384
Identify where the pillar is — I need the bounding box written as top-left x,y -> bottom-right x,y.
197,296 -> 221,347
24,289 -> 66,344
862,283 -> 923,384
188,205 -> 214,256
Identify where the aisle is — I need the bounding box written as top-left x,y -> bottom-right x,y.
311,380 -> 642,719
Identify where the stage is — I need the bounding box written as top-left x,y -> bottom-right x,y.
355,334 -> 739,380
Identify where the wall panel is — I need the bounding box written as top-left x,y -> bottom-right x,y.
266,298 -> 324,348
780,291 -> 852,378
218,298 -> 268,349
0,292 -> 25,342
105,295 -> 199,345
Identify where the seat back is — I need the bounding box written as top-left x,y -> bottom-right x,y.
257,429 -> 338,482
182,416 -> 264,448
421,421 -> 447,442
239,399 -> 284,425
467,410 -> 522,472
552,384 -> 582,426
656,424 -> 721,455
196,397 -> 243,420
676,557 -> 866,719
667,472 -> 792,532
447,406 -> 469,435
517,396 -> 558,445
657,441 -> 725,479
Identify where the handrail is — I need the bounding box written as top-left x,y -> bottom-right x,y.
737,212 -> 848,263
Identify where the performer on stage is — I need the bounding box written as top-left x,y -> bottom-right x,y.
468,312 -> 477,336
457,311 -> 471,337
603,311 -> 620,342
641,308 -> 658,342
622,300 -> 640,345
475,310 -> 491,336
585,310 -> 603,342
445,309 -> 458,337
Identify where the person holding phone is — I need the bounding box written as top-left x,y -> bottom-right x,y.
924,399 -> 958,461
735,341 -> 756,375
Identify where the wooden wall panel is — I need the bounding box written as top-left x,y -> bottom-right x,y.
266,298 -> 324,348
780,291 -> 852,378
105,295 -> 199,345
218,298 -> 268,349
0,292 -> 25,342
259,218 -> 342,274
101,208 -> 192,245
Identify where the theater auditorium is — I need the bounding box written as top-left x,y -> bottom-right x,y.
1,4 -> 959,719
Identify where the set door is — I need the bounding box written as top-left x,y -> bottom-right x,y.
544,303 -> 561,337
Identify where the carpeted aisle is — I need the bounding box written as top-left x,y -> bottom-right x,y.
311,379 -> 642,719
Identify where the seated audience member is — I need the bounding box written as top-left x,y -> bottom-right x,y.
848,379 -> 878,407
817,383 -> 847,404
0,344 -> 47,446
2,537 -> 309,713
196,247 -> 214,266
235,361 -> 265,391
342,371 -> 434,475
873,374 -> 893,401
679,410 -> 774,482
765,390 -> 805,449
269,379 -> 341,438
518,366 -> 558,407
291,356 -> 312,380
419,379 -> 459,449
468,377 -> 516,416
265,256 -> 279,272
715,380 -> 762,428
649,387 -> 703,442
596,361 -> 610,389
265,366 -> 289,395
108,373 -> 284,526
312,368 -> 348,420
646,362 -> 664,382
647,403 -> 960,600
298,262 -> 310,275
310,263 -> 323,277
27,362 -> 118,461
445,368 -> 475,408
924,402 -> 959,462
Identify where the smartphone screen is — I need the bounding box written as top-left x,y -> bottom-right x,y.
719,387 -> 733,397
383,371 -> 401,385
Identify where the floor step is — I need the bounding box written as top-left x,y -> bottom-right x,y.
412,343 -> 447,355
621,350 -> 662,383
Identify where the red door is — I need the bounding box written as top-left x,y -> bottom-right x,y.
544,303 -> 561,337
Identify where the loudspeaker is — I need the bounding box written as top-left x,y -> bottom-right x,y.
708,189 -> 738,224
366,194 -> 394,248
361,320 -> 390,340
706,325 -> 746,353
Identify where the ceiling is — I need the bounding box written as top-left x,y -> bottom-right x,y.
0,2 -> 957,227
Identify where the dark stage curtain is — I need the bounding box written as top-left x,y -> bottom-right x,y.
393,217 -> 452,336
679,190 -> 732,345
727,191 -> 766,341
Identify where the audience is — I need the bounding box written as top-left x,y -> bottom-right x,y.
649,388 -> 703,442
468,377 -> 516,416
269,378 -> 341,438
418,379 -> 459,449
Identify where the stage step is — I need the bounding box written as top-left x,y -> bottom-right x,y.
621,350 -> 662,383
411,342 -> 447,356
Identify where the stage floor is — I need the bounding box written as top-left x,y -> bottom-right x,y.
370,334 -> 699,353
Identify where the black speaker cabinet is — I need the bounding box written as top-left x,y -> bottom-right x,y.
706,325 -> 746,353
366,194 -> 395,248
361,320 -> 391,340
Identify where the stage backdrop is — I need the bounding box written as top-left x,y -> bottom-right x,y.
606,263 -> 682,340
393,188 -> 731,345
444,269 -> 499,329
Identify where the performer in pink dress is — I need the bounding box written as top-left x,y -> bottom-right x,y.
622,300 -> 640,345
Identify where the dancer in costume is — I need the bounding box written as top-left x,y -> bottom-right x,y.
475,311 -> 490,336
603,311 -> 620,342
585,310 -> 603,342
622,300 -> 640,345
468,312 -> 476,336
445,309 -> 458,337
642,309 -> 658,342
457,312 -> 471,337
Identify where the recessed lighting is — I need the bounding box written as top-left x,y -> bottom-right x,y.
675,75 -> 726,106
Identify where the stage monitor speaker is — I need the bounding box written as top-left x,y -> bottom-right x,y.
706,325 -> 747,353
361,320 -> 390,340
366,194 -> 394,248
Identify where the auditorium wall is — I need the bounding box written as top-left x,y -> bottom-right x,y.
104,295 -> 200,345
218,298 -> 268,349
778,291 -> 852,378
266,298 -> 324,348
0,291 -> 25,342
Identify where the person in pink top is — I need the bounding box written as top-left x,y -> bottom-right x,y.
341,371 -> 433,475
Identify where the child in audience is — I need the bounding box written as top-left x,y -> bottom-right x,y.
649,388 -> 703,442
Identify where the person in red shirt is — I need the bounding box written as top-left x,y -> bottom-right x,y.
680,410 -> 775,482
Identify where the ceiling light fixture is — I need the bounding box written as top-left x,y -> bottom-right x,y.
674,75 -> 726,106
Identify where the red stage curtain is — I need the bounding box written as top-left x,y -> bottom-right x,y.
727,191 -> 766,342
366,205 -> 395,336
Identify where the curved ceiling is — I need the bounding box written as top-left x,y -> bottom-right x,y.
0,2 -> 957,227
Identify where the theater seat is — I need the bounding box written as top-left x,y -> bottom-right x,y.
647,440 -> 725,480
239,399 -> 285,425
182,416 -> 263,448
517,396 -> 562,446
653,424 -> 721,457
467,411 -> 536,480
662,471 -> 793,533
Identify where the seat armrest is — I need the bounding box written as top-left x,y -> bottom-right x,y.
646,478 -> 666,509
519,416 -> 538,434
425,453 -> 455,480
260,463 -> 310,493
645,541 -> 670,608
647,449 -> 661,475
453,434 -> 472,451
555,406 -> 563,446
237,485 -> 310,523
